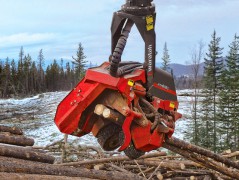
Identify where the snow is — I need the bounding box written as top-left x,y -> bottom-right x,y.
0,90 -> 196,146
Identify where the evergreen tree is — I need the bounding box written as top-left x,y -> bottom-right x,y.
161,42 -> 170,72
2,58 -> 11,97
10,59 -> 17,95
200,30 -> 224,152
38,49 -> 45,92
30,61 -> 38,94
218,34 -> 239,150
17,47 -> 25,94
72,43 -> 87,83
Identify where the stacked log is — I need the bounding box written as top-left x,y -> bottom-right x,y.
1,125 -> 239,179
0,125 -> 54,164
53,135 -> 239,180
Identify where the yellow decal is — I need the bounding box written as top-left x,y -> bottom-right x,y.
170,102 -> 175,109
128,80 -> 134,87
146,15 -> 154,24
146,15 -> 154,31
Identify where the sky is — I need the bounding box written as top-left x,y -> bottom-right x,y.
0,0 -> 238,65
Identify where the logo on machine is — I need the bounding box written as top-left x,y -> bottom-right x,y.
148,44 -> 153,74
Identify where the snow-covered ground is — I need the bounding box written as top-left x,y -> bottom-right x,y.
0,89 -> 195,146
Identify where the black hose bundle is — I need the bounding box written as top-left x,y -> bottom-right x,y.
140,98 -> 161,132
110,19 -> 135,77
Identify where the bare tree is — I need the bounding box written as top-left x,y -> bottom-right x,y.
190,40 -> 205,145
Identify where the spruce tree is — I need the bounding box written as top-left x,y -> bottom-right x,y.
17,47 -> 25,95
200,30 -> 224,152
2,58 -> 11,97
72,43 -> 87,83
218,34 -> 239,150
161,42 -> 170,72
38,49 -> 45,92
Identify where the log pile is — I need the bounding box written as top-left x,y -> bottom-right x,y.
0,125 -> 55,164
0,125 -> 239,179
44,135 -> 239,180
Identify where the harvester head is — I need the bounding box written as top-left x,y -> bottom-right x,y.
54,0 -> 182,159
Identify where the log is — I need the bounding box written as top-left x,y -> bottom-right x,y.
140,151 -> 167,159
108,163 -> 134,175
0,125 -> 23,135
0,134 -> 34,146
0,172 -> 94,180
58,151 -> 166,166
165,137 -> 239,169
163,143 -> 239,180
164,175 -> 211,180
0,156 -> 144,180
162,170 -> 211,178
223,151 -> 239,158
127,160 -> 186,170
0,144 -> 55,164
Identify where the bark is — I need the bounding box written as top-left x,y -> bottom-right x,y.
59,151 -> 166,166
0,125 -> 23,135
223,151 -> 239,158
165,137 -> 239,169
127,160 -> 186,170
0,134 -> 34,146
0,144 -> 55,164
163,143 -> 239,180
0,156 -> 144,180
166,176 -> 211,180
162,170 -> 211,178
0,172 -> 93,180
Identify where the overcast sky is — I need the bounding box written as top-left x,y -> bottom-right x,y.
0,0 -> 238,65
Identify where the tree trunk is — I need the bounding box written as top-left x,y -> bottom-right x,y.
0,144 -> 55,164
0,173 -> 90,180
59,151 -> 166,166
0,126 -> 23,135
0,134 -> 34,146
165,136 -> 239,169
163,143 -> 239,180
0,156 -> 144,180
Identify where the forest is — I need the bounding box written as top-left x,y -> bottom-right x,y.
0,43 -> 87,98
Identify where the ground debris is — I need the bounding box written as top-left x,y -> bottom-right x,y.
0,125 -> 238,180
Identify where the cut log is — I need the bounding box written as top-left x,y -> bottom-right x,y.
0,134 -> 34,146
0,156 -> 144,180
163,143 -> 239,180
0,125 -> 23,135
0,144 -> 55,164
223,151 -> 239,158
165,137 -> 239,170
0,172 -> 94,180
127,160 -> 186,170
59,151 -> 166,166
162,170 -> 211,178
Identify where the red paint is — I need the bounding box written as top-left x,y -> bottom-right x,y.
54,61 -> 182,153
153,83 -> 177,96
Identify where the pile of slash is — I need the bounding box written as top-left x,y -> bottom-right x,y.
0,125 -> 238,180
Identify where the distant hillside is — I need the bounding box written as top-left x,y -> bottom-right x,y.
156,62 -> 204,77
169,63 -> 204,77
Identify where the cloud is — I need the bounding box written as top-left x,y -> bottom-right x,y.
0,33 -> 58,48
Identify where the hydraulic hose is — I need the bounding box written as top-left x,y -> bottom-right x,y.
110,19 -> 134,77
140,98 -> 161,132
